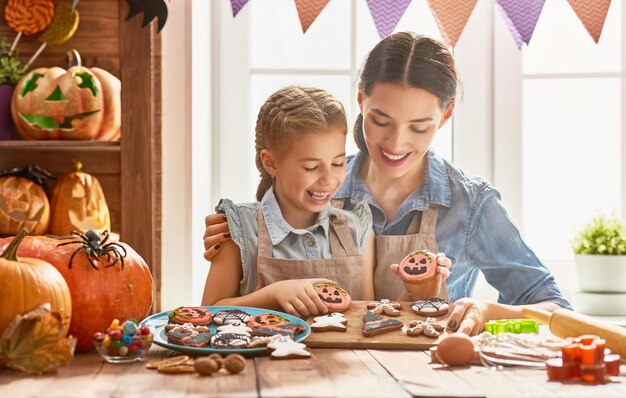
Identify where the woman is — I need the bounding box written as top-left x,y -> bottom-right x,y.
204,32 -> 571,335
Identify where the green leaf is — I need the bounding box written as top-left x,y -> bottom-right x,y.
571,212 -> 626,255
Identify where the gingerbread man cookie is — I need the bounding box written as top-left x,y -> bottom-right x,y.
267,336 -> 311,360
411,297 -> 449,317
310,312 -> 348,332
367,299 -> 402,316
406,317 -> 445,338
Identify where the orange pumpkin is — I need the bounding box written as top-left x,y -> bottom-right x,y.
313,282 -> 352,312
48,160 -> 110,236
0,233 -> 153,350
0,176 -> 50,235
0,229 -> 72,336
11,65 -> 121,141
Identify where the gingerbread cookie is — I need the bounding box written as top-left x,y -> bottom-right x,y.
213,309 -> 251,325
366,299 -> 402,316
361,311 -> 403,337
406,317 -> 445,338
313,283 -> 351,312
247,313 -> 290,329
267,336 -> 311,360
398,250 -> 438,283
310,312 -> 348,332
168,306 -> 213,326
411,298 -> 449,317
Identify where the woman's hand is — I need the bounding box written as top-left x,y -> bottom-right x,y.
445,298 -> 490,336
203,213 -> 232,261
267,278 -> 333,318
390,252 -> 452,299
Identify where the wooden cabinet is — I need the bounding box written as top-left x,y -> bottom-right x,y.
0,0 -> 162,310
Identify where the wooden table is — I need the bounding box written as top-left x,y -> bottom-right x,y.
1,345 -> 625,397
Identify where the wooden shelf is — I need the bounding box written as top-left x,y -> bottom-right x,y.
0,140 -> 121,149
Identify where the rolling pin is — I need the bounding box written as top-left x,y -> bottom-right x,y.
522,307 -> 626,358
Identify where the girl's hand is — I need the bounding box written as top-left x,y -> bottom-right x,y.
268,278 -> 334,318
445,298 -> 490,336
203,213 -> 232,261
390,252 -> 452,299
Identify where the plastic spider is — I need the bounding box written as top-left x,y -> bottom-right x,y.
57,230 -> 127,270
0,165 -> 55,186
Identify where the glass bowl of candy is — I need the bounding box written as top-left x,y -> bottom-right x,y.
93,319 -> 153,364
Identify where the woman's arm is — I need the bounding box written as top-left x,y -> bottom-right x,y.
361,229 -> 376,301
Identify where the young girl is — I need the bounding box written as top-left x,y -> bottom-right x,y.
201,86 -> 376,318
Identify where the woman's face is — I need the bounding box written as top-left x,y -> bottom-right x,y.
359,82 -> 452,179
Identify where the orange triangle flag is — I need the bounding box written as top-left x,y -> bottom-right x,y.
295,0 -> 330,33
427,0 -> 478,47
568,0 -> 611,43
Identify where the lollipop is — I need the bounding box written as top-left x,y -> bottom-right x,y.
4,0 -> 55,55
23,2 -> 80,71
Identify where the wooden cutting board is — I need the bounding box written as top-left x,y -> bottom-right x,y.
304,301 -> 453,350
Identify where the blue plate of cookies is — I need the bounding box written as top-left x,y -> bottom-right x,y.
139,305 -> 311,356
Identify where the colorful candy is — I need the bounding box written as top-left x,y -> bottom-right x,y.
92,319 -> 153,362
5,0 -> 55,36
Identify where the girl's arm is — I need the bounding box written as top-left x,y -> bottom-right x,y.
361,229 -> 376,301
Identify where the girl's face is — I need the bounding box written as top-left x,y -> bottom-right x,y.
266,128 -> 346,215
359,82 -> 453,179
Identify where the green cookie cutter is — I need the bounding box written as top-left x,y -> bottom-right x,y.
484,319 -> 539,334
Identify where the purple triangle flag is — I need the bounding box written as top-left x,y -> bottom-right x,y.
496,0 -> 545,49
231,0 -> 250,17
366,0 -> 412,39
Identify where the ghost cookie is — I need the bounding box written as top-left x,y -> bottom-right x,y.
411,298 -> 449,317
313,282 -> 351,312
216,322 -> 253,336
310,312 -> 348,332
406,317 -> 445,338
267,336 -> 311,360
213,309 -> 251,325
168,306 -> 213,326
366,299 -> 402,316
361,311 -> 403,337
398,250 -> 438,283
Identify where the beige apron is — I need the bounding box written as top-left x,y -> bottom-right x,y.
255,207 -> 365,299
332,199 -> 448,301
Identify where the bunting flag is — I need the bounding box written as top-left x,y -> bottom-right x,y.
231,0 -> 250,17
366,0 -> 412,39
496,0 -> 545,49
295,0 -> 329,33
567,0 -> 611,43
427,0 -> 477,48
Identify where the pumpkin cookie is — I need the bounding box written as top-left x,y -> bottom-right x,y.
168,306 -> 213,326
313,282 -> 351,312
398,250 -> 438,283
411,298 -> 449,317
247,313 -> 290,329
367,299 -> 402,316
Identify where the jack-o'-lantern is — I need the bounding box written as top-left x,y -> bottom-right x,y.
48,160 -> 110,236
247,313 -> 290,329
0,165 -> 53,236
11,61 -> 121,141
313,282 -> 351,312
398,249 -> 437,283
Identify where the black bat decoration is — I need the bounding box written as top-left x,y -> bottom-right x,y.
125,0 -> 169,33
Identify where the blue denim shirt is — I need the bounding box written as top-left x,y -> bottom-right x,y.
334,150 -> 572,309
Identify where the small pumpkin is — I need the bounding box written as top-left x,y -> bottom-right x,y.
398,249 -> 437,283
313,282 -> 351,312
0,232 -> 153,351
48,160 -> 110,236
10,59 -> 121,141
0,229 -> 72,336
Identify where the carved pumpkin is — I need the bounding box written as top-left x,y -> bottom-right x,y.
0,229 -> 72,337
398,249 -> 437,283
11,64 -> 121,141
0,176 -> 50,236
0,234 -> 153,350
313,282 -> 351,312
48,160 -> 110,236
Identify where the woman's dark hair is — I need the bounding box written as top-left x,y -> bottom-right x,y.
354,32 -> 458,153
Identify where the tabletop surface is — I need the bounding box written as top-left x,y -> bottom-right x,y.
1,345 -> 625,398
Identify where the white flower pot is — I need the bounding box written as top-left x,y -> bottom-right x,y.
574,292 -> 626,315
575,255 -> 626,293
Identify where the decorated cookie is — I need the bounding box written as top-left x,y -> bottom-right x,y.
367,299 -> 402,316
313,282 -> 351,312
210,333 -> 251,349
398,250 -> 438,283
361,310 -> 403,337
411,298 -> 449,317
310,313 -> 348,332
164,322 -> 211,333
247,335 -> 281,348
247,313 -> 290,329
251,322 -> 305,339
213,309 -> 251,325
267,336 -> 311,360
166,327 -> 213,347
406,317 -> 445,338
216,322 -> 253,336
168,306 -> 213,326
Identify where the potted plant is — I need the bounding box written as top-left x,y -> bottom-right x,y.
572,213 -> 626,293
0,37 -> 25,140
